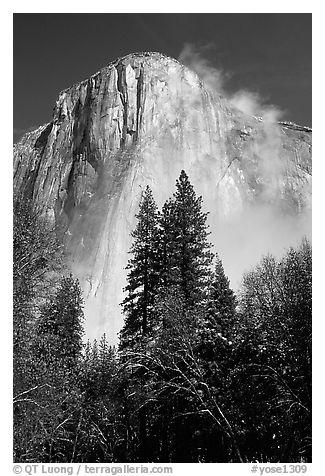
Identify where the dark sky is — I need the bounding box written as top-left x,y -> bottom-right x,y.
13,13 -> 311,142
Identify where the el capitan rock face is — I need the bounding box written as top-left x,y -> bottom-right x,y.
13,52 -> 312,343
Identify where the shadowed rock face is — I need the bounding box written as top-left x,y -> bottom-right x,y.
13,52 -> 312,343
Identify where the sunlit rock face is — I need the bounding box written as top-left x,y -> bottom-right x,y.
13,52 -> 312,343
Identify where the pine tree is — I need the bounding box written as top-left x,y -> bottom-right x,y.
76,335 -> 119,463
34,274 -> 84,377
156,198 -> 176,289
198,255 -> 236,364
197,256 -> 236,387
158,170 -> 214,307
192,256 -> 240,462
98,334 -> 116,395
119,186 -> 159,350
205,255 -> 237,339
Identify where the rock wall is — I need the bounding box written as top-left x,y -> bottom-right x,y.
13,52 -> 312,343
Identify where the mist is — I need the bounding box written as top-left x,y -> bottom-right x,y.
178,42 -> 311,289
209,202 -> 311,291
44,50 -> 311,344
178,43 -> 285,121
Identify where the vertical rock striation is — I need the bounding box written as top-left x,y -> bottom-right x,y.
13,52 -> 312,343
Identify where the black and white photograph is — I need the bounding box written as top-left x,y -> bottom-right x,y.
12,10 -> 312,468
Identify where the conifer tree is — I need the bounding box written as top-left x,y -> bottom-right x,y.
192,255 -> 239,461
34,274 -> 84,377
156,198 -> 176,289
205,255 -> 237,339
119,187 -> 159,460
158,170 -> 214,307
120,186 -> 159,350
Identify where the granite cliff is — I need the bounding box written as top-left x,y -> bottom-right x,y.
13,52 -> 312,342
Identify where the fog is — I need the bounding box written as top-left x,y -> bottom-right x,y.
65,49 -> 311,344
178,43 -> 311,289
178,43 -> 284,121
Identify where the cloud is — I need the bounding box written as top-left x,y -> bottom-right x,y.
178,43 -> 284,121
229,90 -> 283,122
177,42 -> 310,291
210,202 -> 311,290
178,43 -> 229,93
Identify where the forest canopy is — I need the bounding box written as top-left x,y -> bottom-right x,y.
13,171 -> 311,463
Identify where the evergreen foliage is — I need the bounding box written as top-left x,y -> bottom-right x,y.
34,274 -> 84,375
13,172 -> 312,463
158,170 -> 214,306
119,186 -> 159,350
